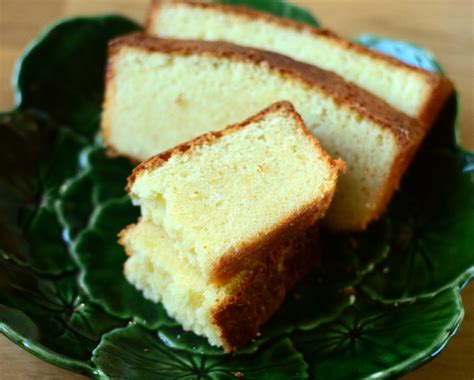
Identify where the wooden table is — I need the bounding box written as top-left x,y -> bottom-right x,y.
0,0 -> 472,378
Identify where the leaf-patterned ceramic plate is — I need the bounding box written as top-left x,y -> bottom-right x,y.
0,1 -> 472,378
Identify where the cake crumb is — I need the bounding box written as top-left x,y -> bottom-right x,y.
175,94 -> 186,105
233,371 -> 245,378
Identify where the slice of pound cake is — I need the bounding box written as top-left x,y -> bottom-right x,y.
120,102 -> 342,350
147,0 -> 453,126
103,34 -> 425,231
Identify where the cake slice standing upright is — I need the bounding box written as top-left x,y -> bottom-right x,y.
120,101 -> 343,351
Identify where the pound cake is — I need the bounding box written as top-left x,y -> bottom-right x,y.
146,0 -> 453,126
103,34 -> 425,231
120,102 -> 341,350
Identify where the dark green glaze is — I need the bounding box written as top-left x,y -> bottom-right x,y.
292,288 -> 463,379
264,214 -> 392,336
56,148 -> 167,328
214,0 -> 319,27
93,324 -> 308,379
361,142 -> 474,302
157,325 -> 265,356
56,146 -> 133,243
72,197 -> 176,329
0,3 -> 471,379
0,111 -> 85,274
0,256 -> 123,376
15,15 -> 141,139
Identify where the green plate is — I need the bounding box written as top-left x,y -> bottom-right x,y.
0,1 -> 472,378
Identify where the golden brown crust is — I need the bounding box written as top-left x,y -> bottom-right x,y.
212,225 -> 321,352
126,101 -> 342,283
210,187 -> 334,285
150,0 -> 453,126
109,33 -> 424,150
416,76 -> 454,126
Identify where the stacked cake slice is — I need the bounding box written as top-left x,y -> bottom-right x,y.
120,102 -> 342,350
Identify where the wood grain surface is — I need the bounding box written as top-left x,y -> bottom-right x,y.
0,0 -> 472,379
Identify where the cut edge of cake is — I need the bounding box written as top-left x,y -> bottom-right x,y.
120,101 -> 338,350
146,0 -> 453,126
